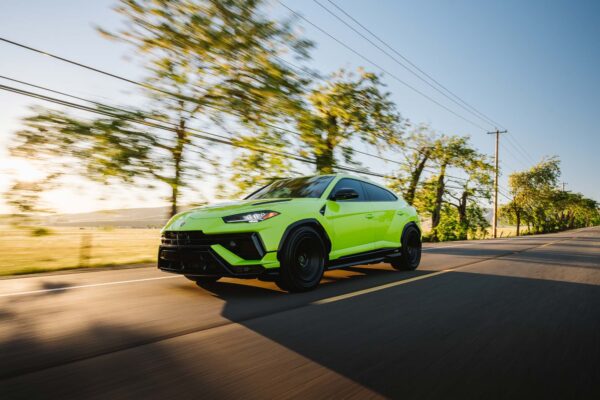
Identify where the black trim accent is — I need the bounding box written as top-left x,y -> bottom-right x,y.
326,248 -> 400,270
319,204 -> 326,216
158,245 -> 273,279
161,231 -> 265,260
361,181 -> 398,201
328,178 -> 368,202
251,199 -> 292,206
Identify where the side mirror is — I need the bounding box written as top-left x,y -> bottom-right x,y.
331,188 -> 359,201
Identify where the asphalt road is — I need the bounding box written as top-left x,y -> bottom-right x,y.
1,227 -> 599,399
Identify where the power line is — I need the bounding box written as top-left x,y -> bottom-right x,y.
0,36 -> 520,186
1,70 -> 413,173
314,0 -> 502,131
320,1 -> 542,174
325,0 -> 507,132
500,140 -> 529,170
0,82 -> 402,181
0,37 -> 420,172
0,73 -> 494,204
277,1 -> 488,131
1,37 -> 505,195
505,133 -> 536,165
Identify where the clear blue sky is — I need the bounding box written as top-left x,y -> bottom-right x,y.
1,0 -> 598,213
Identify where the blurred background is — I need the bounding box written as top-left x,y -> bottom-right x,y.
1,0 -> 598,276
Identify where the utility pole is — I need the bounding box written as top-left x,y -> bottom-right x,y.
487,129 -> 508,238
562,182 -> 568,192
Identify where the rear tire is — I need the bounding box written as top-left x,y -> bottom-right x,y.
276,226 -> 326,292
392,225 -> 422,271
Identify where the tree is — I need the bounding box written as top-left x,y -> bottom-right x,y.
10,0 -> 311,216
297,69 -> 404,173
388,124 -> 437,205
502,157 -> 561,234
444,154 -> 493,239
428,136 -> 477,240
409,135 -> 491,241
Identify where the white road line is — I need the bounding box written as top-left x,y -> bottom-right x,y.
2,232 -> 581,298
0,275 -> 179,298
313,270 -> 452,305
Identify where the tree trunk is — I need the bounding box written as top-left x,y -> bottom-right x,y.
457,190 -> 468,240
315,145 -> 335,173
405,149 -> 430,205
315,114 -> 338,174
515,211 -> 521,236
170,117 -> 186,217
430,164 -> 447,241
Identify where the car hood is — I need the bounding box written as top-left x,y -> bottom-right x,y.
164,198 -> 305,228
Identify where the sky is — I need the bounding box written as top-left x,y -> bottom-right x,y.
0,0 -> 599,214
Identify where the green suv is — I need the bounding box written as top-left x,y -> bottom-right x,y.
158,174 -> 421,292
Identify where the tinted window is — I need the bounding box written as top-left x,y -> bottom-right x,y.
329,178 -> 366,201
363,182 -> 397,201
246,176 -> 334,199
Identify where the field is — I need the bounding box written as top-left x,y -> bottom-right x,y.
0,226 -> 160,276
0,224 -> 527,276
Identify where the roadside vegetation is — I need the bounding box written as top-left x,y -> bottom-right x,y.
2,0 -> 599,275
0,226 -> 159,276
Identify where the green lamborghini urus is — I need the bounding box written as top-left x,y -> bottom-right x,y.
158,174 -> 422,292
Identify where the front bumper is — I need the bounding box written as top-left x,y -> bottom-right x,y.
157,231 -> 279,278
158,245 -> 269,278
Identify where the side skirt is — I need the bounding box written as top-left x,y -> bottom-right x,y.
326,248 -> 401,270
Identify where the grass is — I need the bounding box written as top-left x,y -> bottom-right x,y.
0,223 -> 530,277
0,226 -> 160,276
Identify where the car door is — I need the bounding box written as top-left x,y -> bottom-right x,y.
324,178 -> 375,259
361,181 -> 406,250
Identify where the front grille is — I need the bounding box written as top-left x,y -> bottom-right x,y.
159,248 -> 227,275
158,247 -> 265,276
161,231 -> 265,260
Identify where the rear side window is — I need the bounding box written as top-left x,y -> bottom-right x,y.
330,178 -> 367,201
362,182 -> 398,201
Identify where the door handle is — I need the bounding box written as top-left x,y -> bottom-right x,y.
397,210 -> 406,215
366,213 -> 374,219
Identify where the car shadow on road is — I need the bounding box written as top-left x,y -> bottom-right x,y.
184,265 -> 434,323
0,321 -> 240,399
216,270 -> 600,399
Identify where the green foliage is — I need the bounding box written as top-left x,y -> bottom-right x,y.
388,124 -> 437,205
500,157 -> 599,234
229,130 -> 293,195
10,0 -> 311,217
297,69 -> 404,173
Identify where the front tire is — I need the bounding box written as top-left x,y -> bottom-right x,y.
392,225 -> 422,271
276,226 -> 326,292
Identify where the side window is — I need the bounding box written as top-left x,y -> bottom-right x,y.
330,178 -> 366,201
363,182 -> 398,201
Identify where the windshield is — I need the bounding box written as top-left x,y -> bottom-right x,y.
246,176 -> 334,200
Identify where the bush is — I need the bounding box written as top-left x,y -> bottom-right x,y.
30,227 -> 53,237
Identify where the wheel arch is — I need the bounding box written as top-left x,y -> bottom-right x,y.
277,218 -> 332,260
401,221 -> 421,244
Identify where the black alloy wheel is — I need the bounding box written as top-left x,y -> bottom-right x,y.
276,226 -> 326,292
392,225 -> 422,271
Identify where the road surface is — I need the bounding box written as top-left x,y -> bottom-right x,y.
1,227 -> 599,399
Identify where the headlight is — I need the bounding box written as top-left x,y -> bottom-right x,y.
222,210 -> 280,223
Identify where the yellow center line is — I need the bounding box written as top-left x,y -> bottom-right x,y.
313,270 -> 452,305
313,235 -> 576,305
